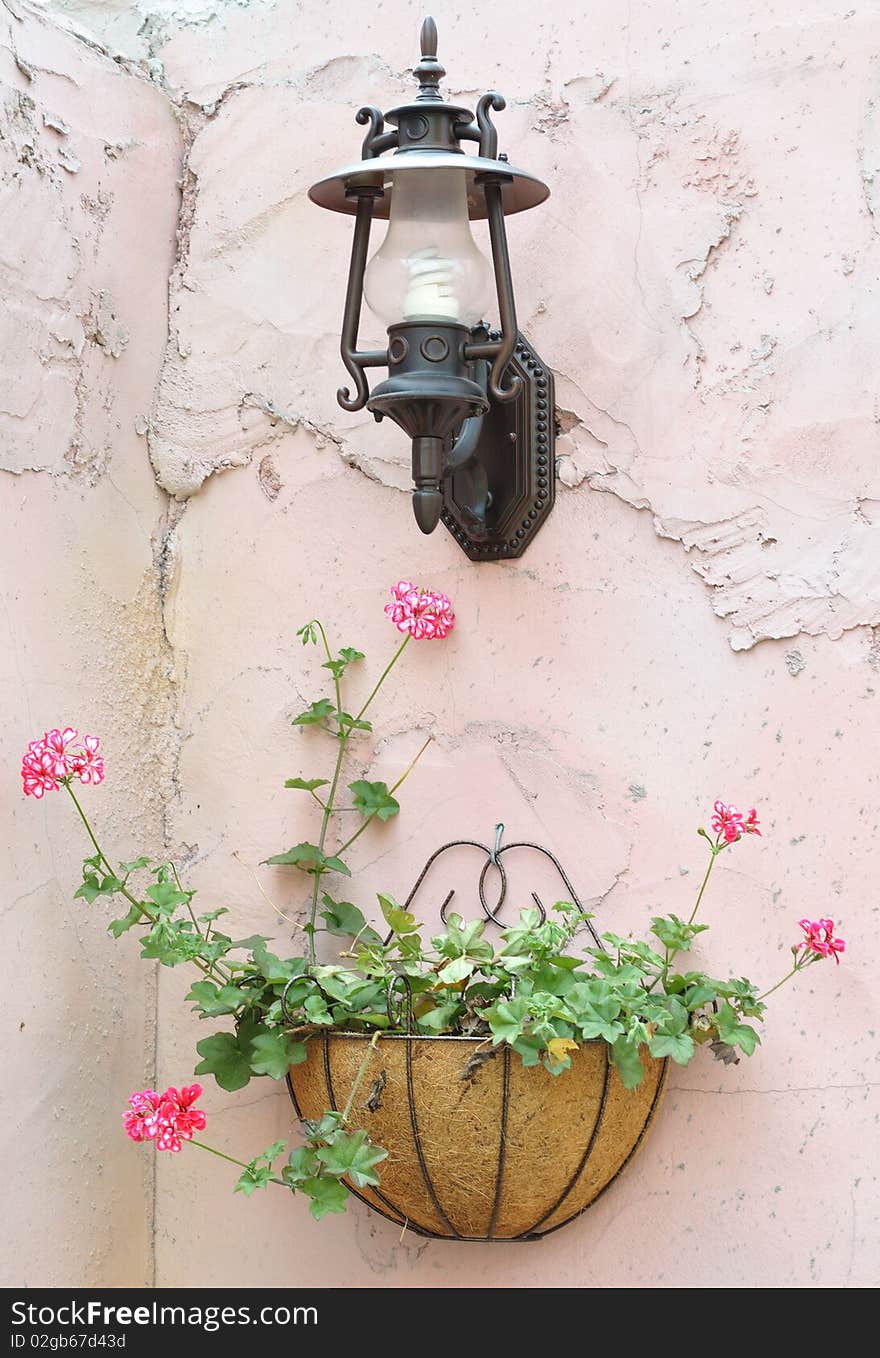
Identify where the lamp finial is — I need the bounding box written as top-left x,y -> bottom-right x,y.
414,16 -> 445,101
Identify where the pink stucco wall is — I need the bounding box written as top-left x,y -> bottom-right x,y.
3,0 -> 878,1287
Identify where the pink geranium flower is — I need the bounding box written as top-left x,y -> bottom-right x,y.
123,1089 -> 163,1143
711,800 -> 745,844
798,918 -> 846,964
69,735 -> 105,786
21,729 -> 104,796
743,808 -> 761,836
123,1083 -> 206,1154
385,580 -> 455,640
21,744 -> 63,799
42,728 -> 79,777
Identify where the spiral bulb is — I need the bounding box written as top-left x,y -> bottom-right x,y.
403,246 -> 459,321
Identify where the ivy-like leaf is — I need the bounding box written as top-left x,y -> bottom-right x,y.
611,1036 -> 646,1089
314,1130 -> 388,1188
334,712 -> 372,735
322,855 -> 351,877
108,904 -> 143,938
292,699 -> 335,727
437,956 -> 476,985
145,881 -> 192,915
263,842 -> 325,870
378,893 -> 419,935
348,780 -> 400,823
186,980 -> 250,1017
284,777 -> 330,793
235,1163 -> 274,1196
322,648 -> 365,679
283,1145 -> 319,1186
649,1032 -> 695,1065
119,856 -> 150,875
194,1030 -> 253,1092
486,997 -> 528,1045
249,1029 -> 307,1080
320,896 -> 381,945
301,1176 -> 350,1220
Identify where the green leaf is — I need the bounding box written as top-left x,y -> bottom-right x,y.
248,940 -> 305,985
314,1130 -> 388,1188
284,777 -> 330,793
486,997 -> 528,1045
649,1032 -> 696,1065
119,856 -> 151,875
320,896 -> 381,945
301,1176 -> 350,1220
98,875 -> 124,896
650,914 -> 710,954
186,980 -> 250,1017
194,1026 -> 258,1092
304,994 -> 333,1025
249,1029 -> 306,1080
296,621 -> 318,646
108,904 -> 143,938
234,1164 -> 274,1196
378,893 -> 419,935
74,875 -> 101,904
283,1145 -> 319,1186
292,699 -> 335,726
437,956 -> 476,985
263,843 -> 351,877
263,842 -> 325,870
198,907 -> 229,923
714,1000 -> 762,1056
512,1034 -> 545,1067
348,779 -> 400,823
611,1036 -> 646,1090
322,648 -> 365,679
334,711 -> 373,735
145,880 -> 192,914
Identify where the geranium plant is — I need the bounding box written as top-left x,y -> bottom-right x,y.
24,583 -> 846,1220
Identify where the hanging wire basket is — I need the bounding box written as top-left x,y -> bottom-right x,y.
287,828 -> 668,1241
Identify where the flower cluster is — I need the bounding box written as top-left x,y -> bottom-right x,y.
385,580 -> 455,641
123,1084 -> 207,1154
711,800 -> 761,844
21,728 -> 104,799
798,918 -> 845,964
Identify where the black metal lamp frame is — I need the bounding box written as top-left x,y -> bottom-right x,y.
308,17 -> 555,560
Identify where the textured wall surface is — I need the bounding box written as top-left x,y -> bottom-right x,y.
4,0 -> 879,1287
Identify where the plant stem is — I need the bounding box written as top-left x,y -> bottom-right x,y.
355,636 -> 409,723
688,847 -> 720,926
64,784 -> 232,985
172,860 -> 204,940
648,843 -> 722,994
336,735 -> 432,856
341,1031 -> 381,1122
188,1139 -> 286,1187
66,783 -> 113,873
314,621 -> 342,715
757,958 -> 811,1002
304,635 -> 411,963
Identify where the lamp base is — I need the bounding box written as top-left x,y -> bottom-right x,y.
441,331 -> 555,561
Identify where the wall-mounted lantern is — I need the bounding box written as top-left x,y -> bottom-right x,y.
309,16 -> 554,560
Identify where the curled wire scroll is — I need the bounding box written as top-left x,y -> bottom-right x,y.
283,827 -> 605,1026
391,824 -> 604,949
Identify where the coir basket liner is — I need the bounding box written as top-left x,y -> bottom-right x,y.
288,1033 -> 668,1241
